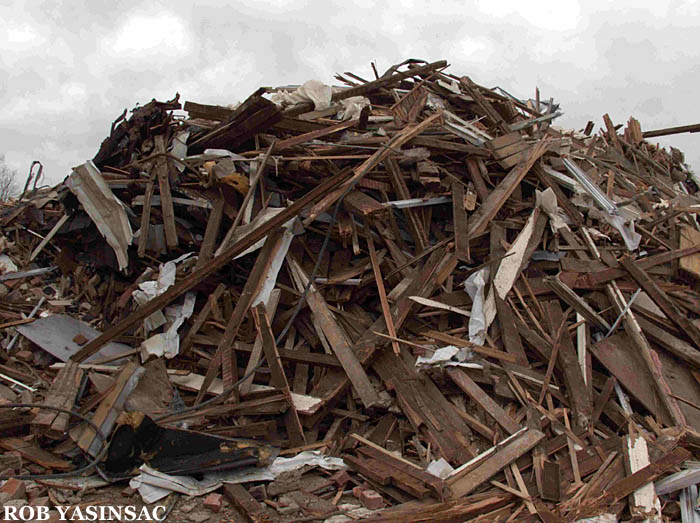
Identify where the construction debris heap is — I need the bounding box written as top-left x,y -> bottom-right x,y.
1,58 -> 700,522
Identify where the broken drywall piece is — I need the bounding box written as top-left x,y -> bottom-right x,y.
66,161 -> 133,271
426,458 -> 455,479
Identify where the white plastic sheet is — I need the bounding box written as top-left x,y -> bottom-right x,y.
464,268 -> 489,345
269,80 -> 332,111
131,451 -> 347,504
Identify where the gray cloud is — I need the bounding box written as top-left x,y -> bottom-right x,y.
2,0 -> 700,184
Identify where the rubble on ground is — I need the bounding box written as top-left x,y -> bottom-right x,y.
1,58 -> 700,521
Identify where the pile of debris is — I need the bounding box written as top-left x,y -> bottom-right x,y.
1,58 -> 700,522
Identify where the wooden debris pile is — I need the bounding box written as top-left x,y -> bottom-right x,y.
1,58 -> 700,521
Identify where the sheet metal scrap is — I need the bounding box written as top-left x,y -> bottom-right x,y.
0,58 -> 700,521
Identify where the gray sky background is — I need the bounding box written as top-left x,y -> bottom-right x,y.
2,0 -> 700,185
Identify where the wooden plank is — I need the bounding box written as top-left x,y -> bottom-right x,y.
154,135 -> 178,249
190,336 -> 343,368
623,434 -> 661,519
240,290 -> 281,395
196,229 -> 285,402
72,168 -> 350,363
494,294 -> 528,365
452,180 -> 470,262
425,330 -> 519,363
180,284 -> 225,355
273,119 -> 356,151
655,467 -> 700,495
448,429 -> 545,498
31,360 -> 83,439
410,135 -> 489,156
343,190 -> 385,216
385,158 -> 428,251
636,316 -> 700,370
600,447 -> 691,505
547,301 -> 592,428
621,254 -> 700,349
679,225 -> 700,280
137,177 -> 155,257
582,245 -> 700,287
305,112 -> 443,224
76,361 -> 143,457
591,333 -> 700,431
468,139 -> 549,237
466,158 -> 489,203
29,214 -> 68,262
252,304 -> 306,448
447,368 -> 521,435
288,256 -> 380,408
605,280 -> 686,427
0,437 -> 73,471
367,232 -> 400,355
545,276 -> 611,331
541,461 -> 561,502
460,77 -> 510,133
343,454 -> 393,486
222,484 -> 271,523
195,193 -> 225,270
352,435 -> 452,499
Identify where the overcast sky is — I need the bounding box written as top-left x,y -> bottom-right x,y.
2,0 -> 700,185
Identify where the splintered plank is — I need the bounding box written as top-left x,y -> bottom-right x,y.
343,190 -> 385,216
452,180 -> 470,262
29,214 -> 69,262
585,447 -> 691,514
620,254 -> 700,350
273,119 -> 356,151
240,290 -> 281,395
180,284 -> 226,355
31,360 -> 84,439
137,176 -> 155,257
366,232 -> 399,355
547,301 -> 592,428
195,193 -> 225,270
447,368 -> 521,435
486,132 -> 529,169
545,275 -> 611,331
424,330 -> 518,363
287,256 -> 379,408
468,139 -> 549,237
252,304 -> 305,448
385,158 -> 428,251
352,434 -> 452,500
72,167 -> 351,364
494,294 -> 529,365
154,135 -> 178,249
623,434 -> 661,519
0,437 -> 73,471
679,225 -> 700,280
196,229 -> 285,403
223,484 -> 271,523
76,361 -> 144,457
448,429 -> 545,498
636,315 -> 700,369
306,112 -> 443,224
591,332 -> 700,431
